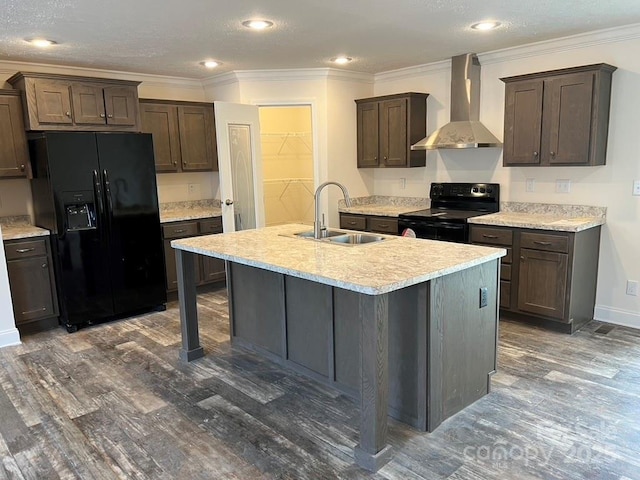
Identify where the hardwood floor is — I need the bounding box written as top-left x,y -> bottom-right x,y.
1,286 -> 639,479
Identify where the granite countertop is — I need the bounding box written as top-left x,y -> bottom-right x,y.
0,217 -> 50,241
172,223 -> 505,295
338,195 -> 428,217
159,200 -> 222,223
468,202 -> 607,232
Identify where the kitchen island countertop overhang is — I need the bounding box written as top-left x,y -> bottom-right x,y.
171,223 -> 506,472
170,223 -> 506,295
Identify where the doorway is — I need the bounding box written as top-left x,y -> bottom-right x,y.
259,105 -> 314,227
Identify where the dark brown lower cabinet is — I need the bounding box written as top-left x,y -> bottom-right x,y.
339,213 -> 399,235
4,237 -> 59,325
471,224 -> 601,333
162,217 -> 225,292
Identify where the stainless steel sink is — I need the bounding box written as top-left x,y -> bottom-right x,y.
327,233 -> 386,244
286,229 -> 393,245
294,230 -> 346,239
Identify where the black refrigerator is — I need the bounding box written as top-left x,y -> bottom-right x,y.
29,132 -> 166,331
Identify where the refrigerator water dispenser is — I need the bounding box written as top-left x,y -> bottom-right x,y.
65,203 -> 96,231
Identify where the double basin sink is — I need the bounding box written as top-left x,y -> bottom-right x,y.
290,229 -> 393,245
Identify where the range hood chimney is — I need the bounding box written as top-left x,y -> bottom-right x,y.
411,53 -> 502,150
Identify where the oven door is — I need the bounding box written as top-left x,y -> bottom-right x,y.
398,219 -> 468,243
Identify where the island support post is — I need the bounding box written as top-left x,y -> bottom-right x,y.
176,250 -> 204,361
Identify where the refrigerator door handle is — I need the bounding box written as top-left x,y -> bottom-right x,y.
93,169 -> 105,215
102,169 -> 113,216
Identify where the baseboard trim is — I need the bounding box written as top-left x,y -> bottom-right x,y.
594,306 -> 640,329
0,327 -> 21,348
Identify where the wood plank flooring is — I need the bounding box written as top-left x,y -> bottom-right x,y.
1,286 -> 639,479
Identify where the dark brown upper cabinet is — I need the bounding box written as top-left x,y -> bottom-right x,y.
501,63 -> 616,167
0,90 -> 30,178
355,92 -> 429,168
140,99 -> 218,173
7,72 -> 141,132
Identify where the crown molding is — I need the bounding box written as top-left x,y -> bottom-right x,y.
374,59 -> 450,83
0,59 -> 203,90
202,67 -> 372,88
479,22 -> 640,64
201,71 -> 239,89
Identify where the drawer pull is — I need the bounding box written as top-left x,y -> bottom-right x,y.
173,229 -> 186,233
348,221 -> 357,225
378,224 -> 389,228
534,241 -> 552,246
482,234 -> 498,239
42,263 -> 47,268
16,248 -> 35,253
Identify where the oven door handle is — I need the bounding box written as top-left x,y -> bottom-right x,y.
433,222 -> 466,230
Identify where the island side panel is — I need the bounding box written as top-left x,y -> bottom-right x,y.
228,263 -> 286,358
176,250 -> 204,362
428,259 -> 499,431
285,276 -> 332,377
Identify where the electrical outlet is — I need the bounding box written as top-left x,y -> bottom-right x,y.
633,180 -> 640,196
400,178 -> 406,190
526,178 -> 535,192
479,287 -> 488,308
626,280 -> 639,296
555,179 -> 571,193
188,183 -> 197,194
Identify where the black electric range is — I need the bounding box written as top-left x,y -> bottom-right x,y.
398,182 -> 500,243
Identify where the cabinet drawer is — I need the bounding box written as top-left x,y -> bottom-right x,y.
521,232 -> 568,253
503,247 -> 513,264
162,222 -> 198,239
199,217 -> 222,234
368,217 -> 398,234
500,263 -> 511,281
5,239 -> 47,260
470,226 -> 513,246
500,280 -> 511,309
340,215 -> 366,231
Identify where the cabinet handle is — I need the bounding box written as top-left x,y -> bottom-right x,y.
533,151 -> 538,157
173,229 -> 186,233
20,164 -> 25,171
107,114 -> 113,118
348,221 -> 357,225
100,113 -> 106,118
550,151 -> 556,158
173,161 -> 177,166
374,156 -> 377,161
520,256 -> 525,260
383,156 -> 387,160
42,263 -> 47,268
65,111 -> 71,117
482,234 -> 498,239
533,241 -> 552,246
378,224 -> 389,228
183,161 -> 187,166
16,248 -> 35,253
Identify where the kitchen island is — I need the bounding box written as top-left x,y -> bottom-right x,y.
172,224 -> 505,471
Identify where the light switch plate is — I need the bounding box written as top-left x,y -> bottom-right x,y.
627,280 -> 639,296
556,179 -> 571,193
526,178 -> 535,192
633,180 -> 640,196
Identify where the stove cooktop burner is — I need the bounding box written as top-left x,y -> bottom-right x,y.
399,208 -> 491,222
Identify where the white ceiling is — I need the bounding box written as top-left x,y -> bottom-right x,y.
2,0 -> 640,79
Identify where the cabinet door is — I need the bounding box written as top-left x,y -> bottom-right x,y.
201,256 -> 226,283
141,104 -> 181,172
178,105 -> 216,171
356,101 -> 379,167
517,248 -> 568,320
163,238 -> 202,292
379,98 -> 407,167
71,84 -> 107,125
0,94 -> 29,178
503,80 -> 543,165
103,86 -> 138,126
7,256 -> 56,323
34,80 -> 73,124
543,72 -> 594,165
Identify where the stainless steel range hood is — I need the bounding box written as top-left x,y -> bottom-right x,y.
411,53 -> 502,150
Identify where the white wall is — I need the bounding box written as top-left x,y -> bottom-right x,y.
0,226 -> 20,348
372,25 -> 640,328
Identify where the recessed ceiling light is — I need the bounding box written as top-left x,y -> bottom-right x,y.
470,21 -> 501,31
26,38 -> 57,47
331,56 -> 353,65
200,60 -> 221,69
242,20 -> 274,30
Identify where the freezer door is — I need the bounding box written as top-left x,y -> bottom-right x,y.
96,133 -> 166,314
33,132 -> 115,325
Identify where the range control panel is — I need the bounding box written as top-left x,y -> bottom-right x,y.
430,182 -> 500,200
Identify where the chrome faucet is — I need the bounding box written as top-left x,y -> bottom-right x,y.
314,181 -> 352,239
